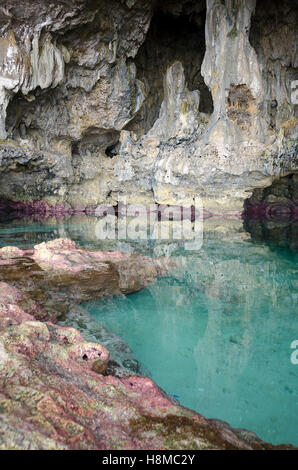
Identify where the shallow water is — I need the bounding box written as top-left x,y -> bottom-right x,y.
0,215 -> 297,446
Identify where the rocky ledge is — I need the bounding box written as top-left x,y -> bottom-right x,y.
0,237 -> 175,376
0,238 -> 174,318
0,238 -> 296,450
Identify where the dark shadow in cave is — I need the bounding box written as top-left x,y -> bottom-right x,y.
249,0 -> 298,129
243,173 -> 298,252
126,4 -> 213,136
5,92 -> 29,139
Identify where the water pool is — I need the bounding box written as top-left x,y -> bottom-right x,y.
84,237 -> 298,446
0,216 -> 297,446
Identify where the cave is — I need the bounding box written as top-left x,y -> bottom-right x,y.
241,0 -> 298,248
243,173 -> 298,251
0,0 -> 298,451
127,1 -> 213,136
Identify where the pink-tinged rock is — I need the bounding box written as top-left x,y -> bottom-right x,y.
0,241 -> 294,450
0,281 -> 24,304
120,375 -> 173,409
0,303 -> 34,329
32,239 -> 132,273
0,238 -> 176,307
32,239 -> 126,274
67,340 -> 110,364
0,301 -> 295,450
243,200 -> 298,221
1,199 -> 74,217
0,281 -> 51,322
0,246 -> 26,259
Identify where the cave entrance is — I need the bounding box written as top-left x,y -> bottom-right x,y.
127,1 -> 213,136
243,174 -> 298,250
244,173 -> 298,212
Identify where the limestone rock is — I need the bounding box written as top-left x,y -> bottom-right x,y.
57,303 -> 151,378
0,281 -> 295,449
0,238 -> 175,307
148,61 -> 201,140
0,0 -> 296,214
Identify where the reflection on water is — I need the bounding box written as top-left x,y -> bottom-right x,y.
244,216 -> 298,252
0,214 -> 297,445
85,237 -> 298,446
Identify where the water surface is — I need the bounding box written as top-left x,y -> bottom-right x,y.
0,215 -> 297,446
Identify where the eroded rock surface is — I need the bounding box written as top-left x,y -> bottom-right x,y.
0,281 -> 295,450
0,237 -> 175,377
244,173 -> 298,250
0,0 -> 295,214
0,237 -> 174,314
58,304 -> 151,378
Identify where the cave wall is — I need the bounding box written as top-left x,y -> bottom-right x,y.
126,5 -> 213,136
244,173 -> 298,251
250,0 -> 297,134
0,0 -> 153,205
0,0 -> 297,214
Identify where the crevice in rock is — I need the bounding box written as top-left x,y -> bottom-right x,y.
5,91 -> 30,140
71,128 -> 120,158
105,140 -> 120,158
249,0 -> 298,132
243,173 -> 298,250
126,1 -> 213,136
245,173 -> 298,210
4,84 -> 66,150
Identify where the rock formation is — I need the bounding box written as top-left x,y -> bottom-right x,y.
0,248 -> 295,449
0,0 -> 295,214
0,237 -> 174,378
0,1 -> 296,450
0,237 -> 174,314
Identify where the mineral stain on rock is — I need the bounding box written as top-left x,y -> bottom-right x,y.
0,0 -> 296,452
0,238 -> 296,450
91,359 -> 108,375
226,84 -> 258,129
0,0 -> 295,214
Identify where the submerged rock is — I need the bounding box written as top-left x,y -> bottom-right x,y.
91,359 -> 108,375
0,237 -> 173,377
0,296 -> 295,450
243,173 -> 298,250
0,238 -> 175,313
58,303 -> 151,378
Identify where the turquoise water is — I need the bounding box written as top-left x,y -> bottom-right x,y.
0,216 -> 297,446
85,236 -> 298,446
